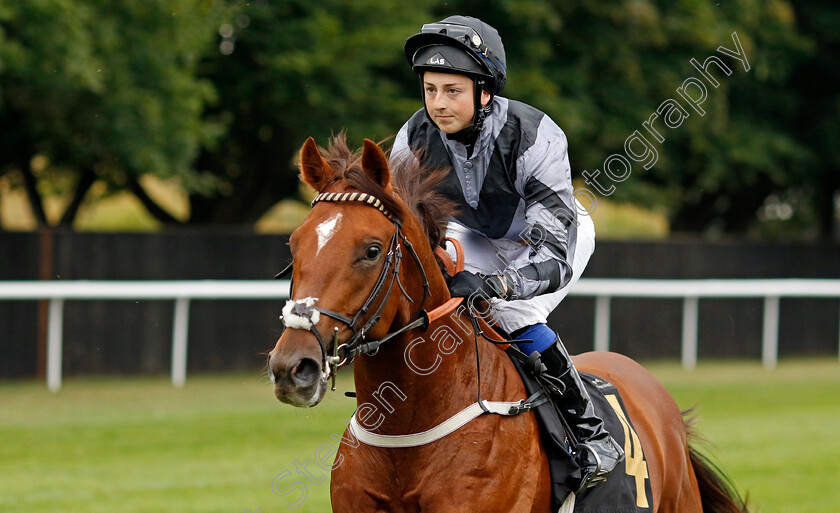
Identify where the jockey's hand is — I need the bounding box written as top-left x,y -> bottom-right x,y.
447,271 -> 511,301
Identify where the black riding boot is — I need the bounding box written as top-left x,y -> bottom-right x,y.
539,337 -> 624,491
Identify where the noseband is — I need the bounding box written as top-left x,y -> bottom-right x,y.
278,191 -> 432,390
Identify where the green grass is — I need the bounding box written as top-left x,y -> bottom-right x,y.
1,359 -> 839,512
0,373 -> 352,513
647,359 -> 840,513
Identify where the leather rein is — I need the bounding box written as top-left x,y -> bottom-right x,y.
276,191 -> 432,390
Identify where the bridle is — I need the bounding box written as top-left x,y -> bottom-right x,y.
276,191 -> 432,390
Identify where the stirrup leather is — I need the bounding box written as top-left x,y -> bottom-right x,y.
522,350 -> 570,395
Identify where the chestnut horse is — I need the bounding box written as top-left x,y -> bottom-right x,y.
267,136 -> 747,513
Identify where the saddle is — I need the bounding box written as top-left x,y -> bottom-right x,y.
435,240 -> 652,513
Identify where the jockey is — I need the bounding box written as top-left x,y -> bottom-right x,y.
390,15 -> 624,488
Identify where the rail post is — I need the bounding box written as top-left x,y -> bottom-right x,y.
681,296 -> 699,370
171,297 -> 191,388
46,298 -> 64,392
762,296 -> 780,370
594,295 -> 611,352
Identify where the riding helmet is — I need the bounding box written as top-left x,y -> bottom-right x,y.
404,15 -> 507,96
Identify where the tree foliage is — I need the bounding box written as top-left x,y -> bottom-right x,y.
442,0 -> 826,238
0,0 -> 836,238
0,0 -> 221,226
186,0 -> 437,223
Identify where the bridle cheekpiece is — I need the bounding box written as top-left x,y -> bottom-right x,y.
278,190 -> 432,391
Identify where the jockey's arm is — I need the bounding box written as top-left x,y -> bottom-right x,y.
501,118 -> 577,301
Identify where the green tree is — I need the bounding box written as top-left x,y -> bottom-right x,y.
0,0 -> 221,227
2,0 -> 835,238
180,0 -> 436,224
788,1 -> 840,240
438,0 -> 832,239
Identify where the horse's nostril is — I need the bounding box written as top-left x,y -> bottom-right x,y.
291,358 -> 321,388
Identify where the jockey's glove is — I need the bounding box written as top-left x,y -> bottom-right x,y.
447,270 -> 513,302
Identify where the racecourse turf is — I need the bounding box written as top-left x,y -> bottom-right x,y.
1,358 -> 838,513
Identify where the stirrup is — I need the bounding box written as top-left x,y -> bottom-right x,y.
575,443 -> 609,493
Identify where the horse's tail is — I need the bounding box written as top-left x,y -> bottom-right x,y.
684,409 -> 751,513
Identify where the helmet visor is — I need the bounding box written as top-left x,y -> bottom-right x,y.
412,45 -> 488,77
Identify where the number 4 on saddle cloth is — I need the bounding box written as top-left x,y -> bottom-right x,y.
510,352 -> 654,513
436,242 -> 652,513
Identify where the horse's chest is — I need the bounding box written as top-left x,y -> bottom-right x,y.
331,417 -> 549,512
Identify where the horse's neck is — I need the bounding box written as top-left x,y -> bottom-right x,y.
351,307 -> 515,435
349,216 -> 518,433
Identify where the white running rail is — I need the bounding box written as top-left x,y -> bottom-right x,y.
0,281 -> 290,391
1,279 -> 839,391
573,279 -> 840,371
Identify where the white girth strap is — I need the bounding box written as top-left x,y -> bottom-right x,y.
558,492 -> 576,513
348,400 -> 525,448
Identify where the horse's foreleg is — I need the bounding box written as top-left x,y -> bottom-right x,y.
330,443 -> 402,513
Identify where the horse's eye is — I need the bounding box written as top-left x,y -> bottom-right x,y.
364,245 -> 382,260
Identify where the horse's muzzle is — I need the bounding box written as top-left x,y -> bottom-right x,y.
268,335 -> 328,407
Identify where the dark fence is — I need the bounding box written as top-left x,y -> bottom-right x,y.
1,230 -> 839,379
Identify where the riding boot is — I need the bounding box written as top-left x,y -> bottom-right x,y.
539,337 -> 624,491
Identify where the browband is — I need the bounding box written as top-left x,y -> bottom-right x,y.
311,192 -> 399,225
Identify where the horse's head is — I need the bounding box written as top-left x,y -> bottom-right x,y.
268,136 -> 451,407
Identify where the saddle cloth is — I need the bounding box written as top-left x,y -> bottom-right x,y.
508,350 -> 654,513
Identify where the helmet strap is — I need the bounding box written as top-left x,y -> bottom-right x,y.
471,77 -> 493,131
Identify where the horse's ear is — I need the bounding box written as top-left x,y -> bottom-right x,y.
299,137 -> 334,192
361,139 -> 390,189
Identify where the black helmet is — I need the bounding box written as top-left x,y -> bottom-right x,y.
404,15 -> 507,96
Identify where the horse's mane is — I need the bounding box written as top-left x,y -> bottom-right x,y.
314,134 -> 457,250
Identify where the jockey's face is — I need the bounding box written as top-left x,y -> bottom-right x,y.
423,71 -> 491,134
